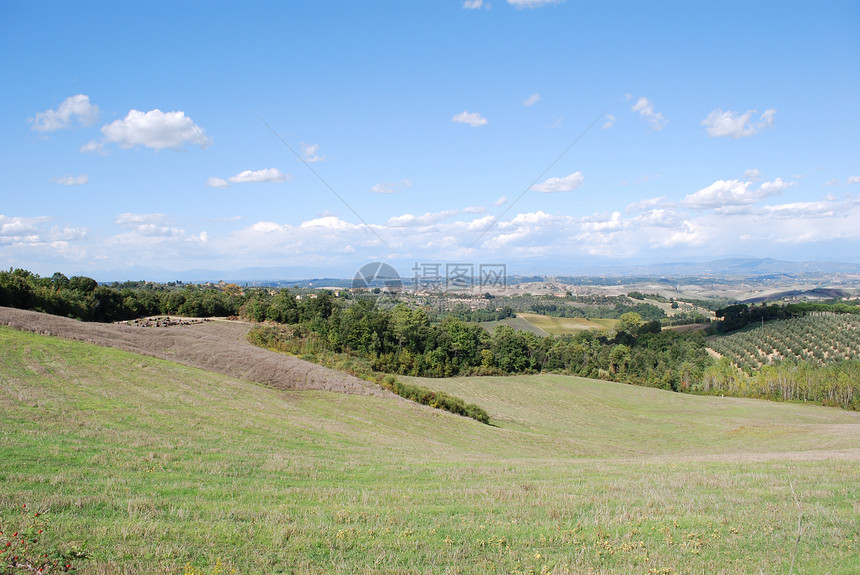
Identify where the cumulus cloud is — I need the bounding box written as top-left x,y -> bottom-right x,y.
52,174 -> 88,186
207,169 -> 291,188
463,0 -> 488,9
114,212 -> 183,238
370,180 -> 412,194
0,215 -> 51,243
626,196 -> 668,212
531,171 -> 584,193
763,201 -> 836,218
523,93 -> 541,106
30,94 -> 99,132
100,109 -> 211,150
602,114 -> 616,129
758,177 -> 794,195
581,211 -> 623,232
301,143 -> 325,163
228,168 -> 290,184
702,108 -> 776,138
743,168 -> 762,181
387,210 -> 460,227
632,208 -> 682,228
681,177 -> 793,210
631,97 -> 667,130
452,111 -> 487,127
848,176 -> 860,185
494,195 -> 508,206
0,215 -> 86,249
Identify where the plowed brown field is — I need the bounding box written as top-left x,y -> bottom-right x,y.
0,306 -> 387,397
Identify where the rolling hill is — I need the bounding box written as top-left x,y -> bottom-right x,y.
1,324 -> 858,574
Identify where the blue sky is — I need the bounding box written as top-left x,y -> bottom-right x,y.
2,0 -> 859,280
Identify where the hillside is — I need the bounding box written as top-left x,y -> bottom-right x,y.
1,326 -> 858,574
708,314 -> 860,370
0,306 -> 383,396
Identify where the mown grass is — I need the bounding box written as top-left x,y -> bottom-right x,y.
1,325 -> 859,574
518,313 -> 618,335
480,316 -> 549,337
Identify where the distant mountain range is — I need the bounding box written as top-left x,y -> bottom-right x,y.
92,258 -> 860,285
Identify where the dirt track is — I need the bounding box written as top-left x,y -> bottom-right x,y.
0,307 -> 387,397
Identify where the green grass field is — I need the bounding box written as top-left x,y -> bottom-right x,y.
480,316 -> 550,337
518,313 -> 618,335
1,325 -> 859,574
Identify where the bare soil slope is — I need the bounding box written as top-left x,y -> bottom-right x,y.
0,306 -> 386,396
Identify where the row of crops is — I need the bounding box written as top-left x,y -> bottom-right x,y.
707,313 -> 860,372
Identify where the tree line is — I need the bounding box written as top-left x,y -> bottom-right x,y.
0,269 -> 237,322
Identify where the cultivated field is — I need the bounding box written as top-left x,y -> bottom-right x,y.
1,323 -> 858,574
480,315 -> 550,337
708,314 -> 860,371
518,313 -> 618,335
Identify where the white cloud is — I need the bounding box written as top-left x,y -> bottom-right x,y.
0,216 -> 87,250
824,179 -> 840,187
206,169 -> 290,188
452,111 -> 487,127
494,195 -> 508,206
370,180 -> 412,194
115,213 -> 168,226
206,176 -> 230,189
300,216 -> 361,231
652,220 -> 708,248
581,211 -> 623,232
702,108 -> 776,138
507,0 -> 562,7
523,93 -> 541,106
463,0 -> 486,8
631,97 -> 667,130
80,140 -> 107,155
848,176 -> 860,185
763,201 -> 835,218
626,196 -> 668,212
602,114 -> 616,129
114,212 -> 183,239
632,208 -> 682,228
301,143 -> 325,163
743,168 -> 762,181
0,215 -> 50,242
30,94 -> 99,132
387,210 -> 459,227
758,177 -> 794,195
228,168 -> 290,184
206,177 -> 230,189
463,206 -> 485,214
52,174 -> 88,186
682,177 -> 792,210
531,171 -> 584,193
100,109 -> 211,150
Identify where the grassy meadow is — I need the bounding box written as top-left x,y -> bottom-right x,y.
1,325 -> 859,574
